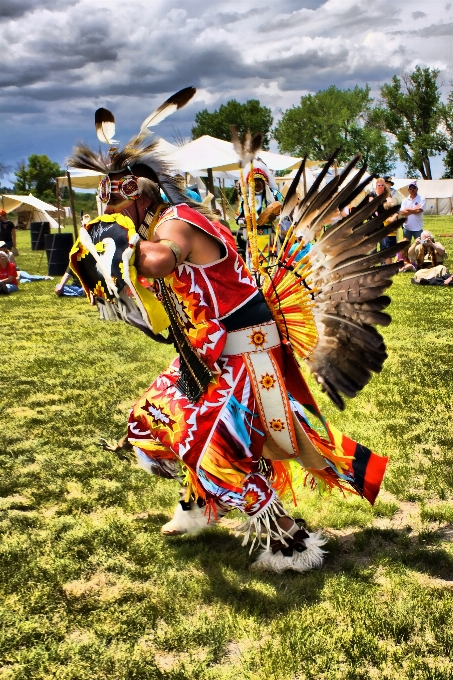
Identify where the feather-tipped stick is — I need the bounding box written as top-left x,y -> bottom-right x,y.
230,126 -> 263,165
230,125 -> 242,159
95,108 -> 116,145
250,132 -> 263,158
139,87 -> 196,133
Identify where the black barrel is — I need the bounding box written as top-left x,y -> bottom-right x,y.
30,222 -> 50,251
44,233 -> 74,276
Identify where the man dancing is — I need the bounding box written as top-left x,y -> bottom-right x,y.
68,88 -> 406,572
236,160 -> 283,265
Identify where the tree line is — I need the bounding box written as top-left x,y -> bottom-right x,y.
192,66 -> 453,180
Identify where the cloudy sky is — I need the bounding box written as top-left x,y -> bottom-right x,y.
1,0 -> 452,180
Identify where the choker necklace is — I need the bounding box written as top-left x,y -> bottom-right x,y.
138,204 -> 166,240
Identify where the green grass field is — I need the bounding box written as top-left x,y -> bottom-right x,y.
2,218 -> 453,679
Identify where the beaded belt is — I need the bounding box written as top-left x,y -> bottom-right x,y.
222,321 -> 280,356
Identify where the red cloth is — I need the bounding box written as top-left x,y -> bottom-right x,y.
157,204 -> 258,320
0,261 -> 18,285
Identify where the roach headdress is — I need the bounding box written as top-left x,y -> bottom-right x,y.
67,87 -> 205,209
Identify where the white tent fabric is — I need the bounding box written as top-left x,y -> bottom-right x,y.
57,169 -> 104,190
57,137 -> 301,186
392,179 -> 453,215
165,135 -> 301,173
1,193 -> 57,213
32,208 -> 60,230
274,168 -> 316,197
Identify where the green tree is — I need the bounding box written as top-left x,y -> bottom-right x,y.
274,85 -> 395,173
14,154 -> 62,202
440,90 -> 453,178
349,126 -> 397,176
192,99 -> 273,149
374,66 -> 447,179
0,161 -> 12,179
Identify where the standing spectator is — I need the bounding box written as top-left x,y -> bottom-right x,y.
368,178 -> 388,258
383,176 -> 396,200
368,178 -> 387,211
0,250 -> 18,294
0,210 -> 17,253
380,177 -> 400,265
400,182 -> 426,243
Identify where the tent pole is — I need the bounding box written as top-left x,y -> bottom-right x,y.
207,168 -> 216,210
303,166 -> 307,196
66,171 -> 78,239
56,178 -> 61,233
220,179 -> 227,220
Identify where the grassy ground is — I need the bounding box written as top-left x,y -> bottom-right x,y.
2,217 -> 453,679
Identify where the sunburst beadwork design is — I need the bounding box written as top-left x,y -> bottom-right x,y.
259,372 -> 275,390
269,418 -> 285,432
248,328 -> 267,349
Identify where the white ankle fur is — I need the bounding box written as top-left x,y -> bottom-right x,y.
161,502 -> 219,535
250,530 -> 327,572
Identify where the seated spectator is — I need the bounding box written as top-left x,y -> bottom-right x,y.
19,271 -> 53,283
396,244 -> 416,273
0,250 -> 18,294
408,231 -> 446,270
55,266 -> 85,297
0,240 -> 16,265
0,241 -> 53,282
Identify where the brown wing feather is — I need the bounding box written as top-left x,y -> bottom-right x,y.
285,152 -> 407,408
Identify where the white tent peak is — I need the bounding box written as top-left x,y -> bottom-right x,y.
1,193 -> 57,212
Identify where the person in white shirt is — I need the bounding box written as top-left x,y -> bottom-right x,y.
399,182 -> 426,243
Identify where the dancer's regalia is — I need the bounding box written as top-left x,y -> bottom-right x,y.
236,160 -> 283,265
68,88 -> 407,571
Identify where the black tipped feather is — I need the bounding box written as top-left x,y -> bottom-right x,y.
281,148 -> 407,408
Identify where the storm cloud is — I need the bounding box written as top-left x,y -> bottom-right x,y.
0,0 -> 452,171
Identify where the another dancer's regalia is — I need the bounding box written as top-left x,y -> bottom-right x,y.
68,88 -> 407,571
236,160 -> 283,265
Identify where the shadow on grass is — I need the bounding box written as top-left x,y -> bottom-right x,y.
153,522 -> 453,616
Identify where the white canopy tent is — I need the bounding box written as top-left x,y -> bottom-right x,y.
1,193 -> 57,213
165,135 -> 301,174
58,136 -> 303,217
1,193 -> 59,229
57,168 -> 104,190
392,179 -> 453,215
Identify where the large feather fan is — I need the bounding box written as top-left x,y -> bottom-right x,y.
263,151 -> 407,410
